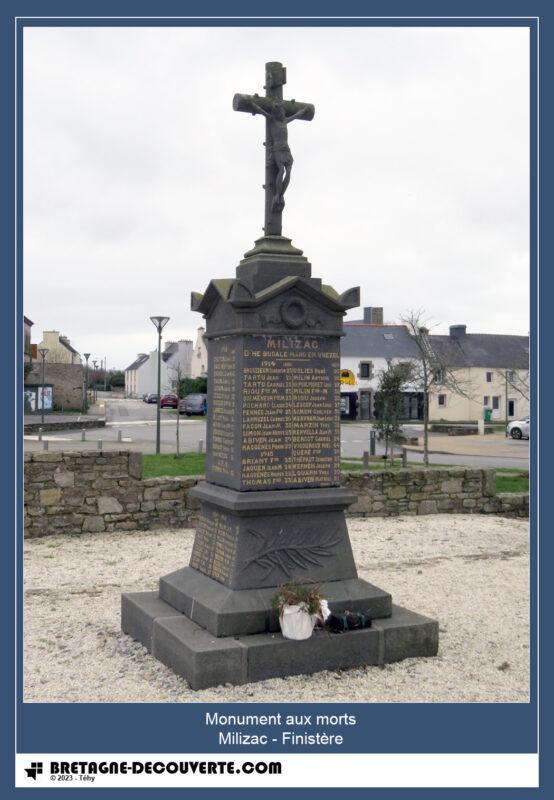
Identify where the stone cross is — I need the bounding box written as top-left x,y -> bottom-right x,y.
233,62 -> 315,237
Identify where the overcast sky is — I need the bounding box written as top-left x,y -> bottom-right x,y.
24,25 -> 530,370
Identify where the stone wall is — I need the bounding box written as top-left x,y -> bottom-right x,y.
24,451 -> 198,538
24,420 -> 105,434
24,452 -> 528,538
25,362 -> 84,410
341,469 -> 529,518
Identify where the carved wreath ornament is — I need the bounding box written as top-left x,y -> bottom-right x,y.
240,526 -> 340,579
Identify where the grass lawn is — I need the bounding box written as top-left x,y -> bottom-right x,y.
495,470 -> 529,493
143,453 -> 529,494
143,453 -> 206,477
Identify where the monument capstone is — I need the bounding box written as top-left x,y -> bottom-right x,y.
122,62 -> 438,689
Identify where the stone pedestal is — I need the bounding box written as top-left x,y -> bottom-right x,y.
122,239 -> 438,689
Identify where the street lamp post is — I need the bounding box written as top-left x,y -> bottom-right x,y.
92,360 -> 98,403
150,316 -> 170,455
83,353 -> 91,412
38,347 -> 49,425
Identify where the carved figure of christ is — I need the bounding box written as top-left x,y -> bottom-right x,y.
249,98 -> 309,211
233,63 -> 314,237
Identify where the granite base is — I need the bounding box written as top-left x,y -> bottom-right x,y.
122,591 -> 438,690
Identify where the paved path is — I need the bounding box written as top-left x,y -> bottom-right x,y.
24,412 -> 102,426
404,432 -> 529,470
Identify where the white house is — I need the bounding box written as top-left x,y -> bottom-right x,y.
341,308 -> 423,420
161,340 -> 193,392
125,340 -> 193,398
124,353 -> 150,398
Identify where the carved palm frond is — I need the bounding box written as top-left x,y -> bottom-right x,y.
240,527 -> 340,579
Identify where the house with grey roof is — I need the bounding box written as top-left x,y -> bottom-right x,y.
124,353 -> 150,398
341,308 -> 529,423
161,340 -> 193,389
124,340 -> 193,398
341,307 -> 424,420
426,325 -> 529,423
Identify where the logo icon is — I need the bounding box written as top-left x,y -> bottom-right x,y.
24,762 -> 43,780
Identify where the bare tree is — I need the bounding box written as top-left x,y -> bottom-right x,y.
401,309 -> 474,466
495,368 -> 530,403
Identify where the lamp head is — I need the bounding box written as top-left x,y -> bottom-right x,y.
150,316 -> 170,334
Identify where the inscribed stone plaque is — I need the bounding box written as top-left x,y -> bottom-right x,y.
206,332 -> 341,491
206,338 -> 240,483
189,506 -> 239,584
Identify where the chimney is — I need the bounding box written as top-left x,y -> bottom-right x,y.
363,307 -> 384,324
449,325 -> 467,338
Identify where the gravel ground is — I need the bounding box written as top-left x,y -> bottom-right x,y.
24,515 -> 529,703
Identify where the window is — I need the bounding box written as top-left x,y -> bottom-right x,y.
438,394 -> 446,406
359,361 -> 373,379
506,371 -> 514,382
508,399 -> 515,417
486,372 -> 492,382
434,368 -> 445,383
492,396 -> 500,410
483,396 -> 490,406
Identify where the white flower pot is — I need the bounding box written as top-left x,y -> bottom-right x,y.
279,603 -> 316,640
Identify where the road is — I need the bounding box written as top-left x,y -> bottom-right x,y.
23,397 -> 530,470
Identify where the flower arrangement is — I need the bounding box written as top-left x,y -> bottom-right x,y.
272,582 -> 329,640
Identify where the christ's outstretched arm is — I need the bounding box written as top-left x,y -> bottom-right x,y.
250,100 -> 270,118
285,104 -> 309,123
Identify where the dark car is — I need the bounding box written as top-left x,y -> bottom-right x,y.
160,394 -> 179,408
179,393 -> 207,416
145,393 -> 158,404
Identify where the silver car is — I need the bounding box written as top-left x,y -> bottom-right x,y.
506,416 -> 530,440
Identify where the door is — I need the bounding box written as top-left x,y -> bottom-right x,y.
359,390 -> 371,420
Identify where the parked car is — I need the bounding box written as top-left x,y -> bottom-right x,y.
145,393 -> 158,404
160,394 -> 179,408
142,393 -> 149,402
179,393 -> 207,416
506,416 -> 530,440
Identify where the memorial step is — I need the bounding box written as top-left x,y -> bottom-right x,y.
122,591 -> 438,691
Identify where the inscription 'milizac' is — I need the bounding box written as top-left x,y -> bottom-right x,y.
241,334 -> 340,490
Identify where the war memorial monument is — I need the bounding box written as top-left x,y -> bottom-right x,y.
122,62 -> 438,689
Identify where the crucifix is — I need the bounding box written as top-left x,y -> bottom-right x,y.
233,62 -> 315,238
